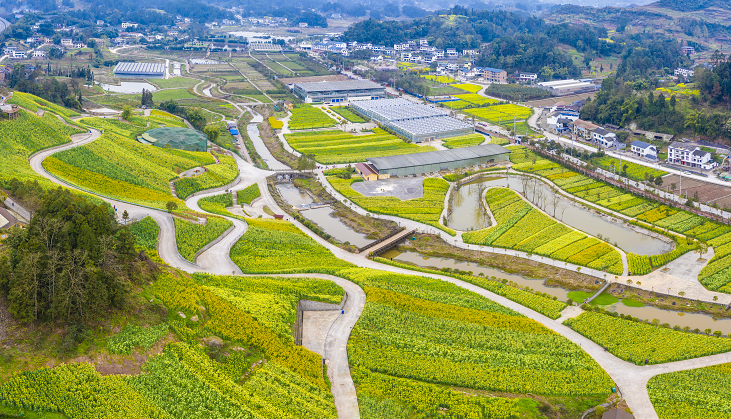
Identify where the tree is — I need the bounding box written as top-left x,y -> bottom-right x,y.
204,124 -> 221,144
166,201 -> 178,213
141,89 -> 154,107
122,210 -> 129,225
121,105 -> 133,121
654,176 -> 663,187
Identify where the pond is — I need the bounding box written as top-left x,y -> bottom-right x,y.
98,81 -> 158,94
451,176 -> 673,256
382,248 -> 731,334
275,184 -> 372,247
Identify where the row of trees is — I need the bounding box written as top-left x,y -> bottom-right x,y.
7,65 -> 83,110
0,184 -> 145,324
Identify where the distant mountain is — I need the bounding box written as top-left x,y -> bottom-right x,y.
650,0 -> 731,11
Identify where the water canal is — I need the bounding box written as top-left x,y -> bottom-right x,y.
449,176 -> 673,256
381,249 -> 731,334
275,183 -> 372,247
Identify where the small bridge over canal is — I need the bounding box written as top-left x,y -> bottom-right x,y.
357,229 -> 417,256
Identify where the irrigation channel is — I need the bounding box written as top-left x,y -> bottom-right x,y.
275,183 -> 373,247
448,176 -> 673,256
383,249 -> 731,334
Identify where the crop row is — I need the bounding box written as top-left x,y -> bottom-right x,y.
647,363 -> 731,419
593,156 -> 667,181
229,217 -> 353,274
286,128 -> 434,164
442,133 -> 486,149
175,154 -> 239,199
174,216 -> 233,262
564,311 -> 731,364
287,104 -> 337,130
328,106 -> 367,123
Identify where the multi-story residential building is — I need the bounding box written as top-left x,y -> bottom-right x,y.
32,50 -> 46,58
462,49 -> 479,56
667,142 -> 718,170
592,127 -> 623,149
482,67 -> 507,83
420,39 -> 428,46
682,46 -> 695,55
446,48 -> 459,59
121,22 -> 139,29
518,72 -> 538,82
570,119 -> 600,141
674,68 -> 694,78
11,50 -> 27,59
61,38 -> 73,47
630,140 -> 658,160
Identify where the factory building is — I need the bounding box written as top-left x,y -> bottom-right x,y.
349,98 -> 473,143
292,80 -> 386,103
537,79 -> 600,96
363,144 -> 510,178
113,62 -> 166,78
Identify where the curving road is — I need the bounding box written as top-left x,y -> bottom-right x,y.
25,108 -> 731,419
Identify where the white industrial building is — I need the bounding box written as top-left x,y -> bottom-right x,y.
350,98 -> 473,143
537,79 -> 600,96
292,80 -> 386,103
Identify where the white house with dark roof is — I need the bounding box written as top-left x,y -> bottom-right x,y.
667,141 -> 717,170
630,140 -> 658,160
592,127 -> 624,149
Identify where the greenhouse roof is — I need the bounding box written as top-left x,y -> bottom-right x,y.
142,127 -> 207,149
113,62 -> 166,76
350,98 -> 448,121
390,116 -> 472,136
368,144 -> 509,170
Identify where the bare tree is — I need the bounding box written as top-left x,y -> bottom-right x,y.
36,216 -> 66,253
558,201 -> 568,221
63,249 -> 89,321
549,192 -> 560,217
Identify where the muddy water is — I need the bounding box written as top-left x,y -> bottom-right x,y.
300,207 -> 372,247
448,182 -> 491,231
276,183 -> 313,206
381,249 -> 572,300
384,248 -> 731,334
608,302 -> 731,335
276,184 -> 372,247
453,176 -> 672,256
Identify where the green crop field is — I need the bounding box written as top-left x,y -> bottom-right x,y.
564,311 -> 731,364
285,129 -> 436,164
442,133 -> 486,149
463,188 -> 623,274
43,117 -> 225,209
174,216 -> 233,262
342,268 -> 613,417
328,177 -> 455,235
648,363 -> 731,419
508,147 -> 730,287
175,154 -> 239,199
452,83 -> 482,93
287,105 -> 337,130
453,93 -> 499,105
463,104 -> 533,125
0,109 -> 84,190
152,88 -> 198,102
237,184 -> 261,205
328,106 -> 367,123
230,218 -> 353,274
593,156 -> 667,181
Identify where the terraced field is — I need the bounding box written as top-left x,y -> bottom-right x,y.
43,118 -> 235,209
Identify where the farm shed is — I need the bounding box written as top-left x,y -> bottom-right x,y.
367,144 -> 509,176
350,98 -> 473,143
293,80 -> 386,103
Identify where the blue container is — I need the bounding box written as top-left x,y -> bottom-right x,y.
229,128 -> 239,136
